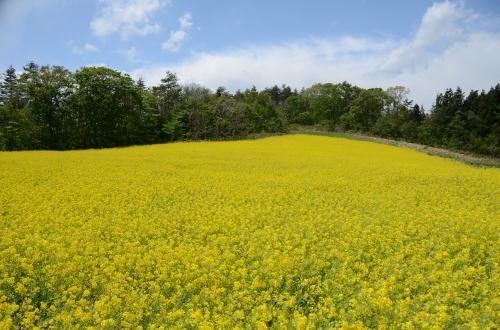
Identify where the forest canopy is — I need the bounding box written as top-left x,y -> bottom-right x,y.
0,63 -> 498,156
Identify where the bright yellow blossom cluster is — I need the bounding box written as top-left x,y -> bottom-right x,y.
0,135 -> 498,329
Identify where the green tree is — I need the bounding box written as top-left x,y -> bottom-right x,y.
73,67 -> 143,148
284,94 -> 309,124
20,65 -> 75,149
0,66 -> 22,110
180,84 -> 214,139
0,65 -> 41,150
341,88 -> 388,131
153,72 -> 182,130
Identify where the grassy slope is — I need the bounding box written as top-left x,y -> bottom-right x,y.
288,126 -> 500,168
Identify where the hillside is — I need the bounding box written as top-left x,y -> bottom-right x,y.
0,135 -> 498,328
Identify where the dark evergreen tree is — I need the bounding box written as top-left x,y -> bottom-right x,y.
0,66 -> 21,109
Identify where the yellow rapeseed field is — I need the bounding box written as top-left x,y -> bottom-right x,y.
0,134 -> 498,329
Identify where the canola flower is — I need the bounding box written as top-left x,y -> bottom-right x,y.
0,134 -> 498,329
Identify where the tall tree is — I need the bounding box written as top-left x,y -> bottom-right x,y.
0,66 -> 21,109
153,72 -> 182,125
73,67 -> 143,148
20,65 -> 75,149
341,88 -> 388,131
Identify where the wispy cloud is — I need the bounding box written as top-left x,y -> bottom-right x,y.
70,42 -> 99,55
162,30 -> 187,52
91,0 -> 168,39
117,47 -> 139,62
162,12 -> 193,52
380,1 -> 474,73
179,12 -> 193,29
134,1 -> 500,108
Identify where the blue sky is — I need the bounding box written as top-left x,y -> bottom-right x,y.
0,0 -> 499,107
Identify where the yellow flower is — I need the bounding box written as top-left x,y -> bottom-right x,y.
0,135 -> 497,328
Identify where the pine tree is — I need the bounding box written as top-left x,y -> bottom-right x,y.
0,66 -> 20,109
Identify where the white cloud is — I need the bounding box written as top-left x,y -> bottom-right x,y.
179,12 -> 193,29
91,0 -> 168,39
162,30 -> 187,52
133,1 -> 500,108
415,1 -> 468,44
71,42 -> 99,55
137,37 -> 391,94
380,1 -> 473,73
117,47 -> 139,62
162,12 -> 193,52
385,32 -> 500,108
125,47 -> 137,61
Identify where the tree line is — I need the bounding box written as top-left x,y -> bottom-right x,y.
0,63 -> 498,156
